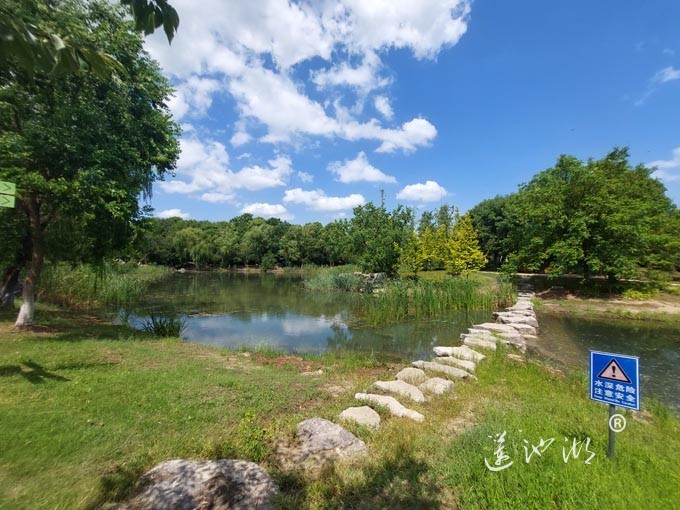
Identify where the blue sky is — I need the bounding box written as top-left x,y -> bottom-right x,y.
144,0 -> 680,223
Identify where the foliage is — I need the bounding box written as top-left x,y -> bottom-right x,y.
0,0 -> 179,325
468,194 -> 514,269
303,265 -> 364,292
39,262 -> 170,308
141,312 -> 186,337
350,201 -> 414,275
504,148 -> 679,280
396,231 -> 426,277
0,0 -> 178,77
444,213 -> 487,276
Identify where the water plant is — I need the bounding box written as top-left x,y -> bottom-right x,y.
141,313 -> 187,337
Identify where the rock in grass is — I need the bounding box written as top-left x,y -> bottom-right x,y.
294,418 -> 367,463
372,380 -> 426,403
433,356 -> 476,373
354,393 -> 424,422
117,459 -> 278,510
412,360 -> 476,380
395,367 -> 428,385
339,406 -> 381,428
419,377 -> 454,395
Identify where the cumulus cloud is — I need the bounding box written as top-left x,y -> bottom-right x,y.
396,180 -> 448,202
297,171 -> 314,183
156,208 -> 191,219
159,136 -> 293,199
284,188 -> 366,211
144,0 -> 467,150
329,151 -> 396,183
374,95 -> 393,120
241,202 -> 293,220
648,147 -> 680,182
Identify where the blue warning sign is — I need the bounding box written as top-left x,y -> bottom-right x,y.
590,351 -> 640,411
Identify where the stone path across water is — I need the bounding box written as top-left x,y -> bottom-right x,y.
285,285 -> 539,472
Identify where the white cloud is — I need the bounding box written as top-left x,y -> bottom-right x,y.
144,0 -> 468,151
329,151 -> 396,183
374,95 -> 393,120
159,136 -> 293,199
297,171 -> 314,183
311,51 -> 389,94
651,66 -> 680,84
636,66 -> 680,106
284,188 -> 366,211
168,76 -> 222,121
231,131 -> 252,147
648,147 -> 680,182
156,208 -> 191,219
241,202 -> 293,220
396,180 -> 448,202
201,192 -> 236,203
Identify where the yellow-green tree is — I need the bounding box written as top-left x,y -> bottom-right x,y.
445,214 -> 486,276
397,231 -> 426,277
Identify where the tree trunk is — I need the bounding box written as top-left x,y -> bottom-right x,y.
15,194 -> 44,328
0,266 -> 20,309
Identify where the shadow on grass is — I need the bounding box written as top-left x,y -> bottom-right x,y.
0,360 -> 70,384
275,445 -> 444,510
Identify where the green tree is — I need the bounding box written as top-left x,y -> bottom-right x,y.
397,231 -> 425,277
0,0 -> 179,326
444,213 -> 486,276
0,0 -> 178,77
506,148 -> 679,279
468,195 -> 513,269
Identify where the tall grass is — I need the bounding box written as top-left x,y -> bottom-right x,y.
302,265 -> 364,292
39,262 -> 171,309
142,312 -> 187,337
360,277 -> 516,326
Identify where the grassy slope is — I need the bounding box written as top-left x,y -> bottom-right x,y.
1,307 -> 679,509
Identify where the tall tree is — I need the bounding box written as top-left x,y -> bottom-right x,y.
0,0 -> 179,326
506,148 -> 679,279
444,213 -> 486,276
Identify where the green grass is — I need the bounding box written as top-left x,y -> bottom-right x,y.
39,262 -> 171,309
302,265 -> 364,292
360,276 -> 516,326
1,308 -> 679,509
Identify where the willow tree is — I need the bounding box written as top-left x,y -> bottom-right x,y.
0,0 -> 179,326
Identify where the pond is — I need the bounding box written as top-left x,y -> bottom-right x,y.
536,312 -> 680,414
119,272 -> 680,413
120,272 -> 489,361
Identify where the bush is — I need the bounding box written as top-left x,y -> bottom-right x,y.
141,313 -> 187,337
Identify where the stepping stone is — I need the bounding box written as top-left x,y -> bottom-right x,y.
433,356 -> 476,373
463,336 -> 497,351
495,313 -> 539,328
372,380 -> 426,403
497,309 -> 536,317
339,406 -> 381,429
395,367 -> 428,385
354,393 -> 424,422
507,303 -> 533,312
474,322 -> 525,337
502,322 -> 537,335
419,377 -> 454,395
412,360 -> 476,380
433,345 -> 486,362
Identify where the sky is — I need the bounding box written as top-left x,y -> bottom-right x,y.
144,0 -> 680,224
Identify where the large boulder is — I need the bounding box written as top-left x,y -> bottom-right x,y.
277,417 -> 367,472
115,459 -> 278,510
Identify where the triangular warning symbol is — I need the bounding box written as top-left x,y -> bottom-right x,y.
598,359 -> 631,383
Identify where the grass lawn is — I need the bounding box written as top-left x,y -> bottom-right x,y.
1,306 -> 679,509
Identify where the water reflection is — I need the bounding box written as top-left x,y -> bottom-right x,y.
121,272 -> 488,360
537,312 -> 680,413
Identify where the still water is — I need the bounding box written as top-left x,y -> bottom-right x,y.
536,313 -> 680,413
122,272 -> 488,361
122,272 -> 680,412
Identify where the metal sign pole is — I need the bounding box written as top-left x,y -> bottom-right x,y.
608,404 -> 616,459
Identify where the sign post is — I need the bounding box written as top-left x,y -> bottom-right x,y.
590,351 -> 640,459
0,181 -> 16,209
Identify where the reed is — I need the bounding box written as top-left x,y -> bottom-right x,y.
39,262 -> 171,309
302,265 -> 363,291
360,277 -> 516,326
141,312 -> 187,337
